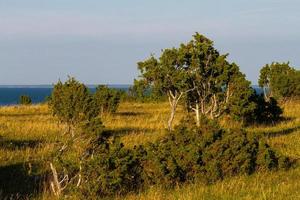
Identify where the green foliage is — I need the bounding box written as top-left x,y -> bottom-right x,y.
129,79 -> 165,102
143,117 -> 291,185
174,34 -> 257,123
19,95 -> 32,105
49,77 -> 89,129
128,79 -> 149,101
226,80 -> 283,125
144,117 -> 221,185
137,50 -> 189,98
49,108 -> 290,198
48,77 -> 104,135
252,95 -> 283,124
138,33 -> 263,128
221,72 -> 257,123
80,138 -> 144,197
94,85 -> 121,114
180,33 -> 236,119
259,62 -> 300,99
137,46 -> 191,130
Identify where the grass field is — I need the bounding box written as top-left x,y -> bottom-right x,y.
0,100 -> 299,199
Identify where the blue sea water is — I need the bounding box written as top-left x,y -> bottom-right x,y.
0,85 -> 263,106
0,85 -> 130,106
0,87 -> 52,105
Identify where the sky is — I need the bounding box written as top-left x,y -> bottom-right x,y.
0,0 -> 299,85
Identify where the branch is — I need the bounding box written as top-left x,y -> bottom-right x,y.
175,92 -> 184,106
168,90 -> 175,99
190,106 -> 197,112
76,164 -> 82,187
50,162 -> 61,197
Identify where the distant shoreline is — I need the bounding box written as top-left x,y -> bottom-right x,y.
0,85 -> 132,106
0,84 -> 132,89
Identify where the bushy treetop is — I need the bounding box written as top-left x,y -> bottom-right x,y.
94,85 -> 121,114
48,77 -> 104,136
259,62 -> 300,99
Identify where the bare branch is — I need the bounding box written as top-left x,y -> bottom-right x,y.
50,162 -> 61,197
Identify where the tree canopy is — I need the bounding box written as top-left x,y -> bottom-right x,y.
94,85 -> 121,114
48,77 -> 103,136
137,33 -> 258,128
259,62 -> 300,100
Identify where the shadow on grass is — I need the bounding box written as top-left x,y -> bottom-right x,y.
0,162 -> 47,199
262,125 -> 300,138
0,137 -> 44,150
0,113 -> 49,118
114,111 -> 149,117
279,116 -> 295,123
105,127 -> 157,137
253,116 -> 295,127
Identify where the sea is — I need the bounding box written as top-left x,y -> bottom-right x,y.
0,85 -> 131,106
0,85 -> 263,106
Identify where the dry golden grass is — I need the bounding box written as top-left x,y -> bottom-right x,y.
0,100 -> 299,199
102,102 -> 185,147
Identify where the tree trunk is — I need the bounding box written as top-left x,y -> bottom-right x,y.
263,87 -> 269,101
195,103 -> 200,127
191,102 -> 201,127
200,99 -> 205,115
167,91 -> 184,131
168,99 -> 177,131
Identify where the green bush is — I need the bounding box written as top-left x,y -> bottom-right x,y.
52,116 -> 291,198
50,106 -> 291,199
143,117 -> 219,185
19,95 -> 32,105
252,95 -> 283,124
128,79 -> 165,102
94,85 -> 121,114
48,77 -> 90,133
259,62 -> 300,100
227,90 -> 283,125
48,77 -> 104,135
80,138 -> 144,197
143,117 -> 291,185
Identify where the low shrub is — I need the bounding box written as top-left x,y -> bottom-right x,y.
228,91 -> 283,125
94,85 -> 121,114
252,95 -> 283,124
51,117 -> 291,198
80,138 -> 144,197
19,95 -> 32,105
143,117 -> 291,185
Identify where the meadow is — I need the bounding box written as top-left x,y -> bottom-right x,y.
0,100 -> 299,199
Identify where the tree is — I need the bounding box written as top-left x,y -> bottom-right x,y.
49,77 -> 94,136
128,79 -> 150,101
259,62 -> 300,100
258,64 -> 271,100
181,34 -> 228,125
225,73 -> 257,124
138,33 -> 260,129
252,95 -> 283,124
129,79 -> 164,102
94,85 -> 121,114
295,71 -> 300,97
138,50 -> 191,130
180,33 -> 256,126
48,77 -> 105,197
19,95 -> 32,105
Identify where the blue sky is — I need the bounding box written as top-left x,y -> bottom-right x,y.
0,0 -> 299,85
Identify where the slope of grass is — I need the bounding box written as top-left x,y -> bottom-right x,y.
0,100 -> 299,199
